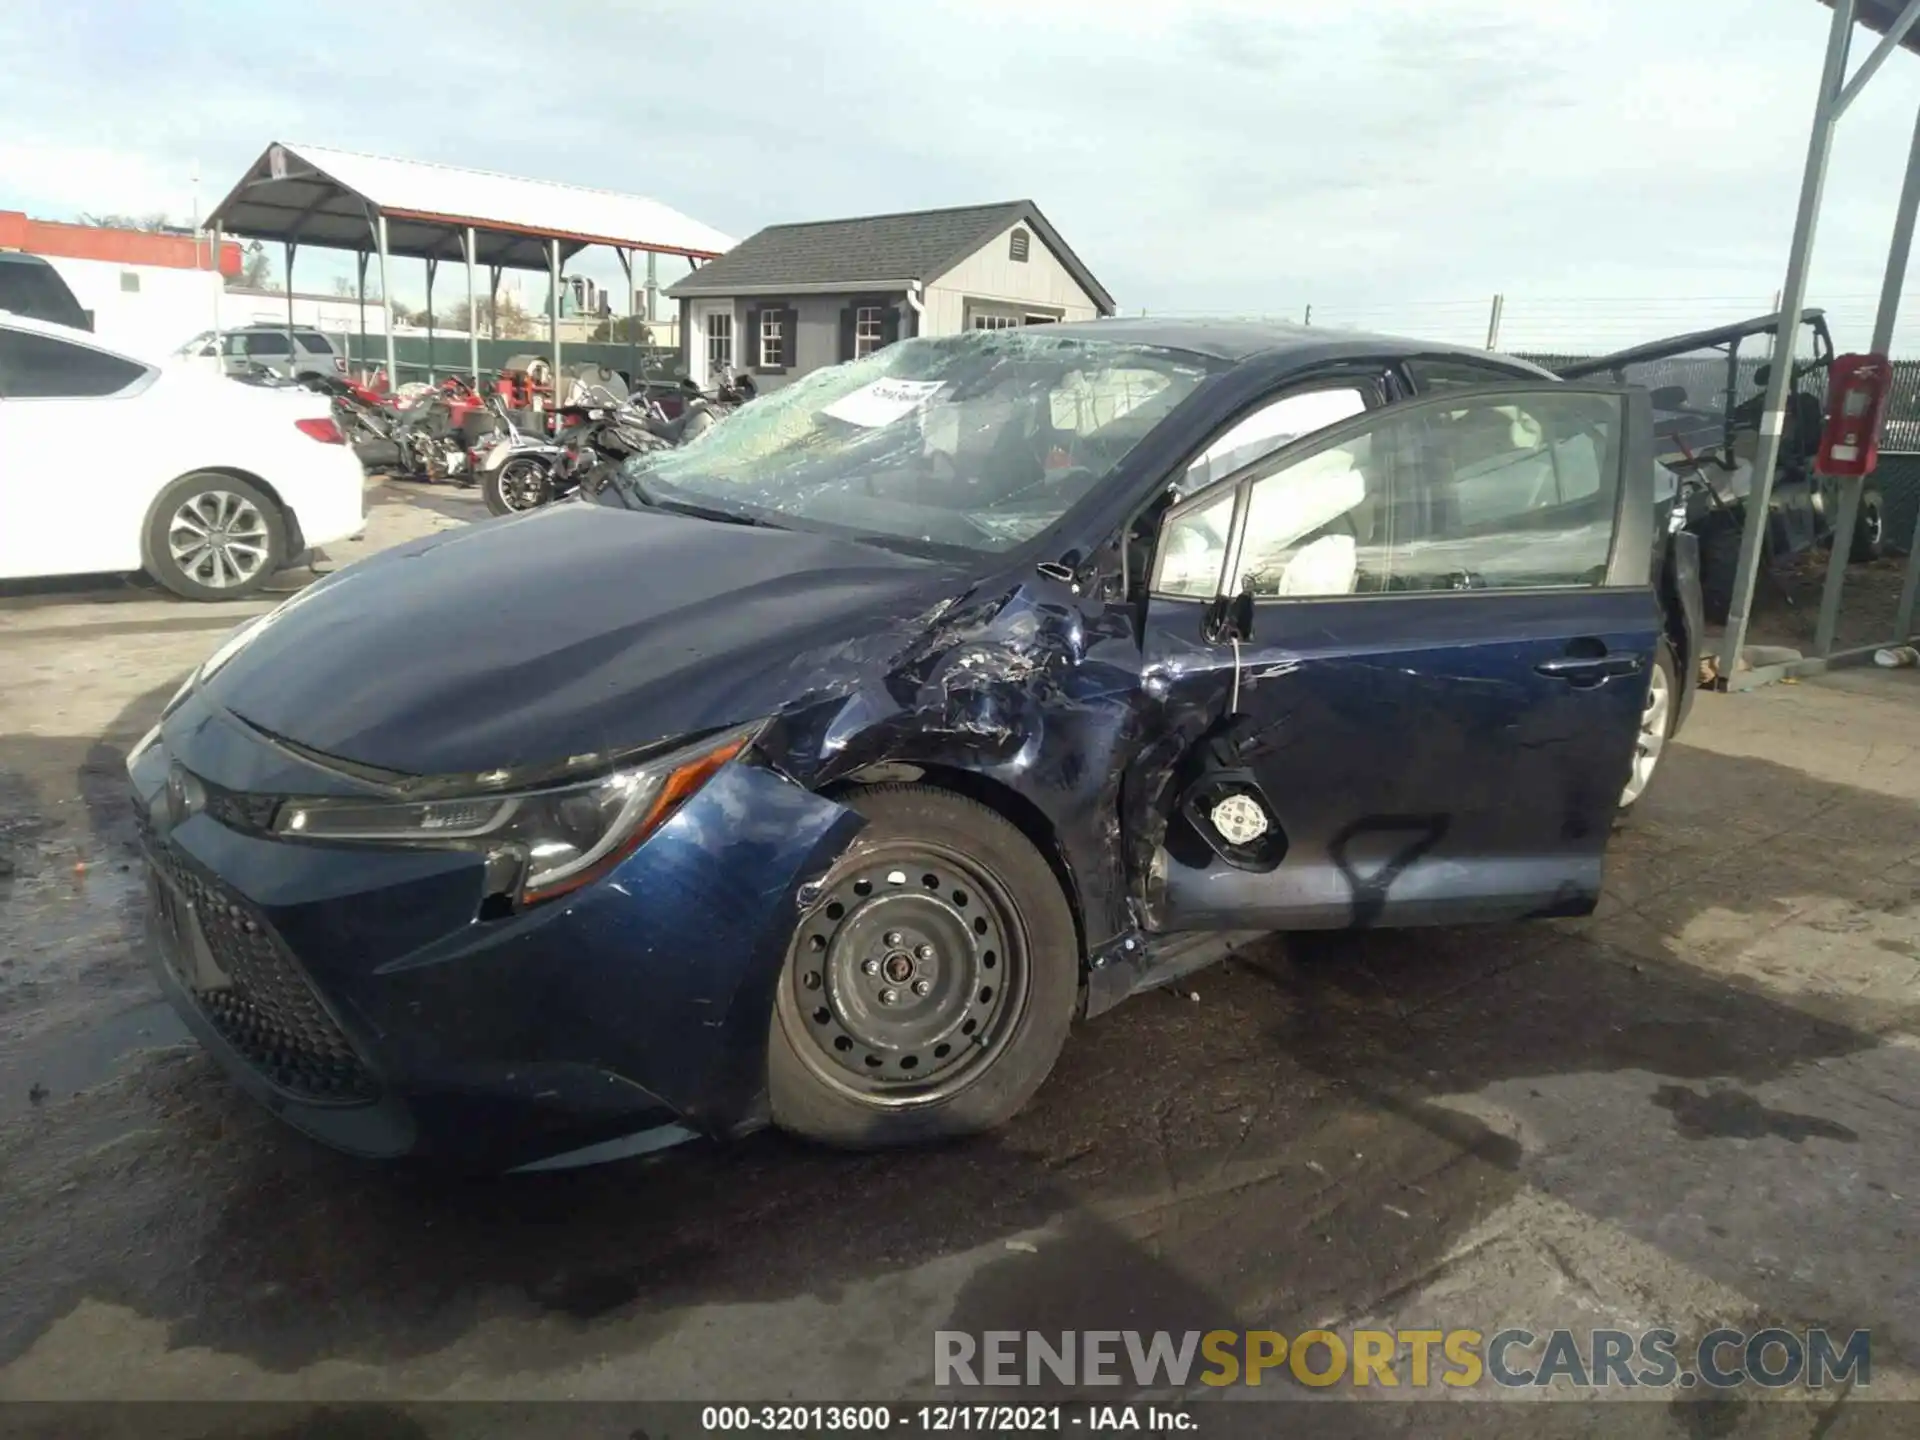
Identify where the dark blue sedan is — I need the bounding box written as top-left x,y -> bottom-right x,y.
128,320 -> 1703,1169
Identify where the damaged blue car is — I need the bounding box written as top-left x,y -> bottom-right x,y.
129,320 -> 1702,1169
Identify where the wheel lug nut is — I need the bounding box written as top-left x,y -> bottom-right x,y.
879,988 -> 899,1006
916,944 -> 935,962
885,931 -> 904,946
862,958 -> 881,976
912,978 -> 932,997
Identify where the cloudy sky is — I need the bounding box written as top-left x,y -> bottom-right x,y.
4,0 -> 1919,350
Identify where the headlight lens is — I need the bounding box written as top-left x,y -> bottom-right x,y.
270,723 -> 758,906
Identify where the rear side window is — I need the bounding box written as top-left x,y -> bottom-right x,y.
244,332 -> 292,357
0,262 -> 89,330
0,328 -> 149,398
295,331 -> 335,354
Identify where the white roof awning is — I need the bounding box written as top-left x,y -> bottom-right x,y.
208,142 -> 734,271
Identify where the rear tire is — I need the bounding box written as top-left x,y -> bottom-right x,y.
1697,514 -> 1743,626
482,457 -> 554,517
1850,487 -> 1886,563
767,784 -> 1078,1149
143,472 -> 287,601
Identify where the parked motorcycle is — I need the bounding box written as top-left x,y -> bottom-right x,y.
479,385 -> 672,516
354,375 -> 492,485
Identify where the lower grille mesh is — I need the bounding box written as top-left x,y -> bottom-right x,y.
144,825 -> 379,1105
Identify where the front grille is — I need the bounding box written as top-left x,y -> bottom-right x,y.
143,823 -> 379,1105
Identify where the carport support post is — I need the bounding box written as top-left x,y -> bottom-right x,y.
375,213 -> 396,390
464,227 -> 479,386
1715,0 -> 1855,683
616,246 -> 636,386
210,223 -> 223,366
355,250 -> 369,382
1819,95 -> 1920,654
646,249 -> 658,326
424,257 -> 438,384
283,241 -> 297,357
549,237 -> 562,396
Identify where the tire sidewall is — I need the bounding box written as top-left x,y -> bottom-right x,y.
483,457 -> 552,517
143,472 -> 287,601
1851,489 -> 1886,563
1617,636 -> 1678,821
766,785 -> 1078,1149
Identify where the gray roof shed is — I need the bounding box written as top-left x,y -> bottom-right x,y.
667,200 -> 1114,314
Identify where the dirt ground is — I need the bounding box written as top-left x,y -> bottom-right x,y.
1,480 -> 1917,1432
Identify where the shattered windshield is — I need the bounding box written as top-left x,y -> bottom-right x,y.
617,331 -> 1218,553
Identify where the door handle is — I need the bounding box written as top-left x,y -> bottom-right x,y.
1535,653 -> 1644,685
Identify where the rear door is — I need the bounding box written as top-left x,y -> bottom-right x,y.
1136,382 -> 1659,931
0,324 -> 156,579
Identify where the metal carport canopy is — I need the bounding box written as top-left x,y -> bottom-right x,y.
1715,0 -> 1920,686
206,142 -> 734,390
208,142 -> 733,269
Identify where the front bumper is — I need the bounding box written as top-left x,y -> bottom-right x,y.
131,694 -> 862,1169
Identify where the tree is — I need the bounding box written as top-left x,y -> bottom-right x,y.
441,293 -> 537,340
78,211 -> 174,232
331,276 -> 382,301
591,315 -> 654,344
228,240 -> 277,291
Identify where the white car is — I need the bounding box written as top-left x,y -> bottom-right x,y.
0,313 -> 365,600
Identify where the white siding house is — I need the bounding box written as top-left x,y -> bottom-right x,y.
667,201 -> 1114,391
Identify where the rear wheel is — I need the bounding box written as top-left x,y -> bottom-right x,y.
767,784 -> 1077,1149
1850,486 -> 1886,563
482,457 -> 554,516
144,472 -> 287,601
1697,513 -> 1744,626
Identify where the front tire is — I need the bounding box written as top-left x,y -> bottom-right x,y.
767,784 -> 1078,1149
1617,637 -> 1677,820
144,472 -> 287,601
482,456 -> 554,516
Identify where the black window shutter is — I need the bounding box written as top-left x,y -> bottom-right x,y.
838,306 -> 856,362
881,306 -> 901,348
781,307 -> 799,368
744,306 -> 762,371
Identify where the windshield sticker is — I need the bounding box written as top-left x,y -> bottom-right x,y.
823,378 -> 947,428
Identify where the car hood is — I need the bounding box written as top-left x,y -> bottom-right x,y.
199,502 -> 968,778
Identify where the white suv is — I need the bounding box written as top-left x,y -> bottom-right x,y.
0,314 -> 366,599
174,325 -> 347,382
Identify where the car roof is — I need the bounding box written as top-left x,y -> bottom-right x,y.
1018,315 -> 1553,375
0,308 -> 159,364
0,252 -> 60,268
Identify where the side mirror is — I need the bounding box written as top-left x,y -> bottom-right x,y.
1648,385 -> 1690,411
1203,585 -> 1254,645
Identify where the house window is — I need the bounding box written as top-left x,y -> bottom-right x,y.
853,306 -> 885,358
706,312 -> 733,377
970,313 -> 1019,331
1009,228 -> 1031,263
119,271 -> 140,293
759,310 -> 785,368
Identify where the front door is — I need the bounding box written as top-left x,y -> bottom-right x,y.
1136,382 -> 1659,931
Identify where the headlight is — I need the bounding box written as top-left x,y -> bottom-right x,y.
269,723 -> 759,907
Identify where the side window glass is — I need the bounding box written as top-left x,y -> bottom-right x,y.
1404,358 -> 1535,392
0,329 -> 148,398
245,333 -> 292,357
1216,390 -> 1623,601
1155,489 -> 1236,598
1180,386 -> 1367,496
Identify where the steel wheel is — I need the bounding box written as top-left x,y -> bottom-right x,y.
778,843 -> 1030,1107
1620,652 -> 1672,808
167,489 -> 272,591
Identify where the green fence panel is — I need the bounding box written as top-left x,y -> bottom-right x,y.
336,333 -> 682,385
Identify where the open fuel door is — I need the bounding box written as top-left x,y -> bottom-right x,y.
1132,382 -> 1662,931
